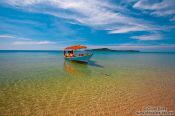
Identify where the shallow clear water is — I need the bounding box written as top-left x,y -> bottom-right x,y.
0,51 -> 175,116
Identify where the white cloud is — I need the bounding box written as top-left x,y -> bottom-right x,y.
0,34 -> 15,39
13,41 -> 56,45
0,0 -> 161,34
108,26 -> 145,34
0,34 -> 31,40
151,9 -> 175,17
1,0 -> 173,42
2,0 -> 41,6
134,0 -> 170,10
0,34 -> 56,45
131,34 -> 163,41
133,0 -> 175,17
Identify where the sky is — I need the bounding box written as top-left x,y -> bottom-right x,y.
0,0 -> 175,51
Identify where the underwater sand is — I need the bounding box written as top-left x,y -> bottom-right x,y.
0,51 -> 175,116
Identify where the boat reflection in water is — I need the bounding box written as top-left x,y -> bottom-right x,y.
64,60 -> 91,77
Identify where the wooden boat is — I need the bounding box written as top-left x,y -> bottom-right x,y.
64,45 -> 93,63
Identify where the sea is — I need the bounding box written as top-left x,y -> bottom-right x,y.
0,50 -> 175,116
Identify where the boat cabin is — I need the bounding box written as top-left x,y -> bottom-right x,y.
64,45 -> 87,58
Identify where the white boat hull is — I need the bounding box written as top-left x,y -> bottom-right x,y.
65,54 -> 93,63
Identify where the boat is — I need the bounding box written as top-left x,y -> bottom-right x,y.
64,45 -> 93,63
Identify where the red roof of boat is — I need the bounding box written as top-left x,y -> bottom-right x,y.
64,45 -> 87,50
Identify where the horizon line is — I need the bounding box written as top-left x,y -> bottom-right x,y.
0,50 -> 175,53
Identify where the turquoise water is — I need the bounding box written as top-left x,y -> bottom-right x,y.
0,51 -> 175,115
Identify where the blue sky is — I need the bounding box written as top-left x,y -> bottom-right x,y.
0,0 -> 175,51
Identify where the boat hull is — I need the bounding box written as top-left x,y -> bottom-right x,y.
65,54 -> 93,63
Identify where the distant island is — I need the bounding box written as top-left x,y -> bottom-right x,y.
87,48 -> 140,52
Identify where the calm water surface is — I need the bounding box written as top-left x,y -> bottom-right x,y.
0,51 -> 175,116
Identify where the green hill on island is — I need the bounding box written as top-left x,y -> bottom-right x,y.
87,48 -> 140,52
